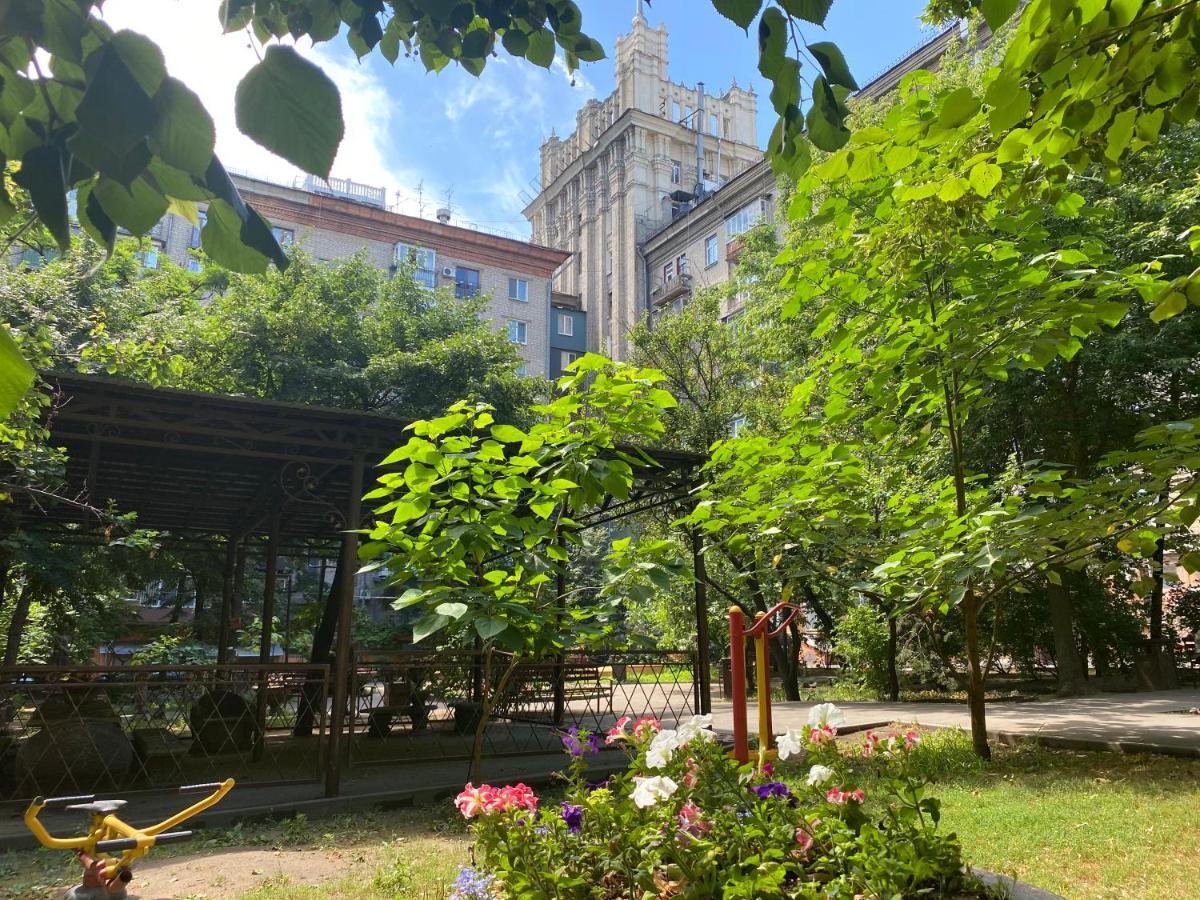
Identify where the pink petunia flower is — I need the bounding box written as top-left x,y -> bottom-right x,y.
677,801 -> 712,837
605,716 -> 632,745
632,716 -> 663,740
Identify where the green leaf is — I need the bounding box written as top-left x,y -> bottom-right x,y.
13,144 -> 70,250
1150,291 -> 1187,323
968,161 -> 1002,197
491,424 -> 526,443
779,0 -> 833,25
75,33 -> 161,159
501,28 -> 529,57
412,612 -> 450,643
435,601 -> 469,619
201,158 -> 289,271
0,325 -> 34,419
475,617 -> 507,640
77,183 -> 117,253
712,0 -> 763,30
1105,108 -> 1137,162
92,175 -> 168,234
980,0 -> 1020,31
150,77 -> 215,175
938,87 -> 980,129
807,42 -> 857,91
807,76 -> 850,152
234,45 -> 343,178
525,28 -> 555,68
757,8 -> 787,77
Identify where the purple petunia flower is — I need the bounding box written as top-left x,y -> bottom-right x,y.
751,781 -> 798,806
561,726 -> 584,757
560,801 -> 584,834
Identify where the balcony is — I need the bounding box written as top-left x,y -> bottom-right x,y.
651,272 -> 693,306
726,237 -> 747,263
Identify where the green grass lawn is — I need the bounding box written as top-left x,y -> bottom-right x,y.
2,738 -> 1195,898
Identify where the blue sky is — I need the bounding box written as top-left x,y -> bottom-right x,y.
105,1 -> 936,237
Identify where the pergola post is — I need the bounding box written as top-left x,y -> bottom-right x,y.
217,533 -> 238,664
552,560 -> 567,727
691,526 -> 712,715
325,452 -> 364,798
254,512 -> 281,760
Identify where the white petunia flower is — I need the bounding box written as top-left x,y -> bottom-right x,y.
775,728 -> 805,760
676,714 -> 715,744
807,702 -> 847,730
631,775 -> 679,808
806,764 -> 835,787
646,729 -> 681,769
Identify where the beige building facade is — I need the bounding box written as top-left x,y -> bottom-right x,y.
523,10 -> 764,360
147,175 -> 569,379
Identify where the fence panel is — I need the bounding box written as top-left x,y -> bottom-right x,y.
348,650 -> 697,767
0,664 -> 328,802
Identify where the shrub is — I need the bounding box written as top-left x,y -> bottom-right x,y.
451,710 -> 992,898
832,603 -> 891,698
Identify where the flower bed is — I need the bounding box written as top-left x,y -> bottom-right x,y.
448,705 -> 997,898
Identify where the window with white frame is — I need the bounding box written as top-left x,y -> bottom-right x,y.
705,234 -> 719,267
677,254 -> 688,276
394,243 -> 437,288
137,240 -> 165,270
558,312 -> 574,336
508,277 -> 529,302
561,350 -> 580,369
190,210 -> 207,249
515,363 -> 528,377
272,226 -> 295,247
671,100 -> 680,122
725,199 -> 765,241
671,160 -> 681,184
507,319 -> 528,345
730,415 -> 748,437
662,260 -> 675,283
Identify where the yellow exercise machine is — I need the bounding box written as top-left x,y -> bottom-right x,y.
24,779 -> 235,899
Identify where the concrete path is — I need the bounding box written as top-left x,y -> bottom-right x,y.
710,688 -> 1200,754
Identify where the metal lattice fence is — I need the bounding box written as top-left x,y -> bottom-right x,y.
0,664 -> 329,802
348,650 -> 698,767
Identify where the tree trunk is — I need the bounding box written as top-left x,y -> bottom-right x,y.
4,580 -> 35,667
962,591 -> 991,760
886,614 -> 900,702
1047,573 -> 1088,696
294,562 -> 344,737
170,570 -> 188,624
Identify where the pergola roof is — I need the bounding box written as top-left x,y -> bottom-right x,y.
31,373 -> 705,548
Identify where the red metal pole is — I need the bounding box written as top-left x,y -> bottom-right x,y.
728,606 -> 748,764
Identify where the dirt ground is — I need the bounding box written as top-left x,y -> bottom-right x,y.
118,847 -> 359,899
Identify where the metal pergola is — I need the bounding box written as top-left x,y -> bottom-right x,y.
24,373 -> 711,795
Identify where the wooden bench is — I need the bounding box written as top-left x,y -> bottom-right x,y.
364,678 -> 431,737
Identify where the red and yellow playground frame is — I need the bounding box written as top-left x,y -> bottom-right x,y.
728,602 -> 804,764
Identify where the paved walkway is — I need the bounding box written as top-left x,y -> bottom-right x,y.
710,688 -> 1200,754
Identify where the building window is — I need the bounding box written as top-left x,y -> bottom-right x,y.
515,363 -> 528,377
137,240 -> 164,270
710,113 -> 719,136
558,312 -> 574,337
507,319 -> 528,345
684,105 -> 693,126
672,100 -> 680,122
272,226 -> 295,247
677,254 -> 688,276
705,234 -> 719,267
662,261 -> 675,283
561,350 -> 580,369
455,266 -> 481,299
508,277 -> 529,302
730,415 -> 748,437
190,210 -> 207,249
395,243 -> 437,289
671,160 -> 681,184
725,199 -> 765,241
186,258 -> 203,274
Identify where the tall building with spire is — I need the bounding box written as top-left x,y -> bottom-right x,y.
523,6 -> 763,360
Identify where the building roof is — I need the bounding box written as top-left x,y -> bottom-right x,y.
30,373 -> 705,548
235,176 -> 571,278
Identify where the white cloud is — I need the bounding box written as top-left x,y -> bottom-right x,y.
97,0 -> 425,212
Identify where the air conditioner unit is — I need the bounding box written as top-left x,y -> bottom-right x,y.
442,266 -> 454,277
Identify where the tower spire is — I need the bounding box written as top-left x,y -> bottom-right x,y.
635,0 -> 645,22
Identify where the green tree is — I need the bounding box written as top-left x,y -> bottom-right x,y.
359,355 -> 681,779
